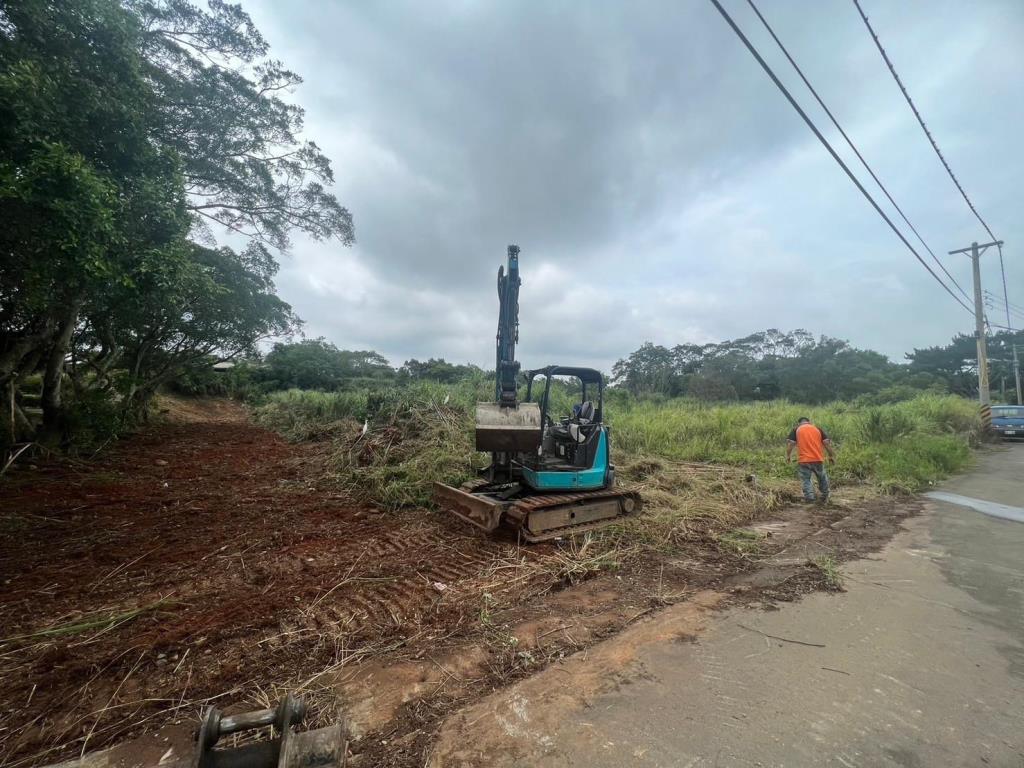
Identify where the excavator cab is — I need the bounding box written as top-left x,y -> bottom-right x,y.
520,366 -> 613,491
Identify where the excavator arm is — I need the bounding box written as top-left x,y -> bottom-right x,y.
495,245 -> 521,407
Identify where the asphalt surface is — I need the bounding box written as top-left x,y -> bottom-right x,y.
531,443 -> 1024,768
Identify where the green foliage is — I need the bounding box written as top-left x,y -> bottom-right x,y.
717,528 -> 764,556
253,389 -> 369,441
60,388 -> 133,450
399,358 -> 487,384
907,329 -> 1024,403
811,555 -> 843,590
263,339 -> 392,391
609,393 -> 979,492
858,408 -> 915,443
131,0 -> 354,249
257,380 -> 981,507
611,329 -> 952,404
0,0 -> 351,448
168,360 -> 261,399
333,383 -> 484,508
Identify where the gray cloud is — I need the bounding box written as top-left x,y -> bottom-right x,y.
246,0 -> 1024,371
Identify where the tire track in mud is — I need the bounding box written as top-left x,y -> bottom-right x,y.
314,521 -> 526,635
0,403 -> 543,767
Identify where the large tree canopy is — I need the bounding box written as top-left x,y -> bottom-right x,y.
0,0 -> 353,447
263,339 -> 392,391
131,0 -> 354,250
907,329 -> 1024,402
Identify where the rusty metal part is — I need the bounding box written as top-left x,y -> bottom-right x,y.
49,697 -> 344,768
433,481 -> 507,532
192,695 -> 344,768
434,482 -> 642,542
197,696 -> 306,752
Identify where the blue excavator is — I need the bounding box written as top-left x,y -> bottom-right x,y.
433,245 -> 641,541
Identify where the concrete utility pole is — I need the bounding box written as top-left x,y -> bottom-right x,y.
1014,344 -> 1023,405
949,240 -> 1003,407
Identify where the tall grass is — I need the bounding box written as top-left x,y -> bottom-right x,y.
255,388 -> 982,505
252,389 -> 369,441
610,393 -> 980,492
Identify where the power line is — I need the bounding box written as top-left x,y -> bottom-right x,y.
986,298 -> 1024,323
985,291 -> 1024,317
986,290 -> 1024,315
997,244 -> 1013,329
852,0 -> 1015,330
744,0 -> 971,303
987,303 -> 1024,323
985,305 -> 1024,328
850,0 -> 999,244
706,0 -> 973,315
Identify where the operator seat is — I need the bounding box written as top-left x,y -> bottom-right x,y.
578,401 -> 595,423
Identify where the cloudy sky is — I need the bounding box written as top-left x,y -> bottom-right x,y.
244,0 -> 1023,371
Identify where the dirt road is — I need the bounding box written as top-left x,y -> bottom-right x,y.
433,443 -> 1024,767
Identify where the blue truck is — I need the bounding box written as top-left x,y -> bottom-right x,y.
992,406 -> 1024,439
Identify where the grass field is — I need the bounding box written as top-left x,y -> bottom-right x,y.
253,385 -> 982,517
609,394 -> 981,492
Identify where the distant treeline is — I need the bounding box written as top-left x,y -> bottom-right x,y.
611,328 -> 1024,405
176,328 -> 1024,408
1,1 -> 351,448
173,338 -> 489,399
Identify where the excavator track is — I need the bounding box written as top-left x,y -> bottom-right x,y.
433,482 -> 641,542
507,488 -> 642,542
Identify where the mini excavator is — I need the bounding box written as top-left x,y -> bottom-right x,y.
433,245 -> 641,541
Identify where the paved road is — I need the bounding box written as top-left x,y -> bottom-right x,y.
533,443 -> 1024,768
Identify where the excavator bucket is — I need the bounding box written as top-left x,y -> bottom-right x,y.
474,402 -> 542,452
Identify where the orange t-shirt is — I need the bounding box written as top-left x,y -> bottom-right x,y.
788,423 -> 829,463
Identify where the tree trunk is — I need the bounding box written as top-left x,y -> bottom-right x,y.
0,319 -> 56,391
40,299 -> 83,440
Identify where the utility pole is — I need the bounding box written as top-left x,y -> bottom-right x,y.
949,240 -> 1003,408
1014,344 -> 1023,405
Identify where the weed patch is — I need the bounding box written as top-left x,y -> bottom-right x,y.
717,528 -> 764,557
811,555 -> 844,591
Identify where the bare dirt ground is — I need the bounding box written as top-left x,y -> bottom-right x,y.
0,400 -> 918,768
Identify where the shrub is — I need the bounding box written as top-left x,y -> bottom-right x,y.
858,408 -> 915,443
252,389 -> 369,441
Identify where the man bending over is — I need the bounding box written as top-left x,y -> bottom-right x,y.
786,417 -> 835,503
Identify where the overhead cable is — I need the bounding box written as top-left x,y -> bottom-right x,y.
707,0 -> 974,315
852,0 -> 1015,327
745,0 -> 970,302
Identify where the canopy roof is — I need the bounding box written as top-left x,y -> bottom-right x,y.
524,365 -> 603,385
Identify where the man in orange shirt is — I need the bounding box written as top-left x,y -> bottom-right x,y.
786,417 -> 835,502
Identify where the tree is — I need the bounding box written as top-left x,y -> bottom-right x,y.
611,343 -> 683,396
908,329 -> 1024,400
74,241 -> 300,412
0,0 -> 189,436
400,358 -> 484,383
130,0 -> 354,250
611,330 -> 925,404
1,0 -> 354,446
264,340 -> 393,390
